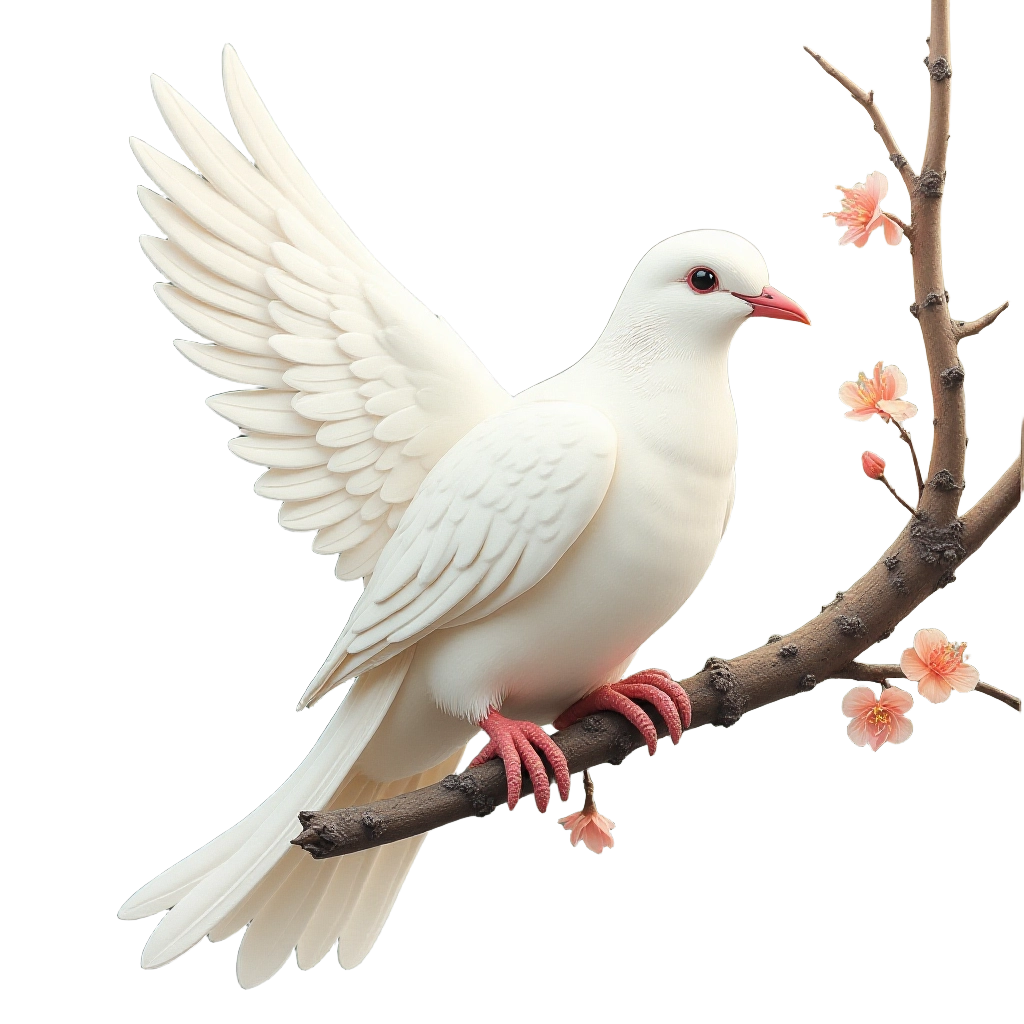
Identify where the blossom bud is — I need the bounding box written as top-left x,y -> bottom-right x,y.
861,451 -> 886,479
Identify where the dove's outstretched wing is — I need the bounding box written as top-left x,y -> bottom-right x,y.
300,401 -> 618,710
134,46 -> 511,580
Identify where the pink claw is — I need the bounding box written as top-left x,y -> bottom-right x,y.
553,669 -> 692,755
468,709 -> 571,811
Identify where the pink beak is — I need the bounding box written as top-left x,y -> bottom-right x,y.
733,286 -> 811,325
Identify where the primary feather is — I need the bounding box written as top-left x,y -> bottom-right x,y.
134,46 -> 510,581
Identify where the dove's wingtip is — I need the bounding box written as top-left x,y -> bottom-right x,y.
118,885 -> 161,921
222,43 -> 240,68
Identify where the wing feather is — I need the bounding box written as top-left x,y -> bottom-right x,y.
300,402 -> 617,709
137,48 -> 511,580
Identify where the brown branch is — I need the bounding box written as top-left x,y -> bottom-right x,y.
976,682 -> 1023,712
803,46 -> 917,191
291,3 -> 1020,864
891,419 -> 925,496
833,661 -> 905,682
878,473 -> 921,517
914,4 -> 962,528
954,301 -> 1009,341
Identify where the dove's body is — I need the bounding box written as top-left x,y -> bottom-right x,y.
359,343 -> 738,780
119,47 -> 806,987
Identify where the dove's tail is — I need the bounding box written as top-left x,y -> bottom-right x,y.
119,650 -> 463,987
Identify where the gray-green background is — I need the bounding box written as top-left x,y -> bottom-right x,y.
2,0 -> 1024,999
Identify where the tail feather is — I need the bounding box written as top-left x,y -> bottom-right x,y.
295,848 -> 381,970
127,651 -> 413,970
233,778 -> 388,987
118,712 -> 390,923
208,846 -> 305,943
337,834 -> 428,969
236,857 -> 341,989
237,750 -> 464,985
336,749 -> 464,969
207,770 -> 378,944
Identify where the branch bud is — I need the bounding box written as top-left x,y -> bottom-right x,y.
862,451 -> 886,479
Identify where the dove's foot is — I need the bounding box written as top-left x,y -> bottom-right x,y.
553,669 -> 692,755
468,710 -> 570,812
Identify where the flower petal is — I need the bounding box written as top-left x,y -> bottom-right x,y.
839,381 -> 868,409
888,713 -> 914,744
877,399 -> 918,423
867,726 -> 888,751
883,216 -> 903,245
918,672 -> 952,704
946,663 -> 980,693
582,824 -> 607,854
575,815 -> 597,845
880,686 -> 914,715
840,226 -> 865,246
876,364 -> 909,399
865,171 -> 888,204
842,686 -> 878,717
847,716 -> 870,746
900,647 -> 929,681
914,628 -> 947,662
864,211 -> 885,236
561,811 -> 585,843
845,408 -> 878,421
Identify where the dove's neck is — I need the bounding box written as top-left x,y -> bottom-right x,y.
531,311 -> 740,479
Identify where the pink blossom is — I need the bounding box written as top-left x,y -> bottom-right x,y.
558,807 -> 616,853
839,361 -> 918,423
825,171 -> 903,247
842,686 -> 914,751
862,451 -> 886,479
900,628 -> 980,703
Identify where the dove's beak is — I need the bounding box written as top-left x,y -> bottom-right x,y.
733,286 -> 811,325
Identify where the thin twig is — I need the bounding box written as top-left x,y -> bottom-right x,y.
976,682 -> 1022,712
955,301 -> 1009,342
882,211 -> 914,241
832,661 -> 904,682
891,419 -> 925,496
803,46 -> 917,191
879,473 -> 921,517
831,662 -> 1020,712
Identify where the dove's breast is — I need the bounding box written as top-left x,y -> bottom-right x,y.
417,376 -> 736,713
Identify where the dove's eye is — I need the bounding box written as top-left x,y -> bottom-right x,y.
686,268 -> 718,293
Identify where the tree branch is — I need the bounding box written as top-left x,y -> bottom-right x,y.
803,46 -> 917,191
293,457 -> 1020,861
833,661 -> 905,682
831,661 -> 1020,711
954,301 -> 1009,341
291,2 -> 1020,864
891,419 -> 925,497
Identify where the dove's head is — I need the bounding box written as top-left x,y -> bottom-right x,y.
606,229 -> 809,351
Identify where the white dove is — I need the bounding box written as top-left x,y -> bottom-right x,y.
119,46 -> 810,987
